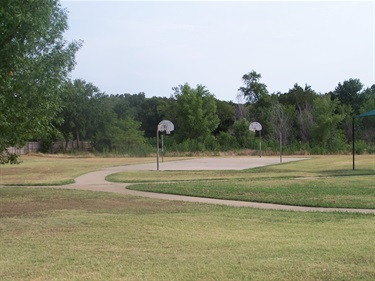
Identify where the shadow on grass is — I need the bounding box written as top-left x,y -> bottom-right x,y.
318,169 -> 375,177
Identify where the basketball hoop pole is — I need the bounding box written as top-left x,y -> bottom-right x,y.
249,122 -> 263,158
280,131 -> 282,163
157,127 -> 160,171
161,134 -> 164,162
352,117 -> 355,170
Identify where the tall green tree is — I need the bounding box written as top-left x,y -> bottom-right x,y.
111,94 -> 134,120
0,0 -> 81,162
331,78 -> 365,114
89,93 -> 149,153
58,79 -> 101,150
356,85 -> 375,144
278,84 -> 317,143
297,104 -> 314,143
238,70 -> 268,104
110,94 -> 170,138
173,83 -> 219,142
278,84 -> 317,112
85,93 -> 117,152
110,118 -> 146,153
135,96 -> 170,138
312,95 -> 346,151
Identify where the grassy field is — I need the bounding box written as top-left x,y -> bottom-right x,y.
1,154 -> 375,280
1,187 -> 375,281
0,154 -> 158,185
110,155 -> 375,209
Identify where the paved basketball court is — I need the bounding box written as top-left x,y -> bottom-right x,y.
34,156 -> 375,214
121,156 -> 308,171
73,157 -> 307,186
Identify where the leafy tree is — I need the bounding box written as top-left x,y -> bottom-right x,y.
111,118 -> 146,153
356,85 -> 375,144
331,78 -> 365,114
278,84 -> 317,112
57,79 -> 101,150
214,100 -> 236,135
217,131 -> 239,151
0,0 -> 81,162
247,93 -> 277,140
360,85 -> 375,112
110,93 -> 171,138
86,94 -> 118,151
311,95 -> 346,151
123,92 -> 146,112
232,119 -> 254,148
297,104 -> 314,143
277,84 -> 317,143
91,93 -> 149,153
238,70 -> 268,104
173,83 -> 219,142
111,94 -> 134,120
135,96 -> 171,138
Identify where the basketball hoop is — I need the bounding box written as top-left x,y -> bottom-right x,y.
249,122 -> 263,157
157,120 -> 174,170
249,122 -> 262,132
158,120 -> 174,134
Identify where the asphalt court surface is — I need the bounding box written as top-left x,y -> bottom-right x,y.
73,157 -> 308,186
121,157 -> 308,171
37,156 -> 375,214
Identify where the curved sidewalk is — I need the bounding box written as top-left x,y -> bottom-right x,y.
46,157 -> 375,214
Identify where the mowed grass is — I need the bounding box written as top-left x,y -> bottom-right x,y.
1,187 -> 375,281
0,154 -> 375,280
110,155 -> 375,209
0,154 -> 159,185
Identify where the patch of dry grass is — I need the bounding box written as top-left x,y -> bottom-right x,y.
0,154 -> 159,185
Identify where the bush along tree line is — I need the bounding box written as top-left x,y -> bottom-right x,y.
1,1 -> 374,162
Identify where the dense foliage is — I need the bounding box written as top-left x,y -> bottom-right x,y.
40,74 -> 374,156
1,1 -> 374,158
0,0 -> 81,162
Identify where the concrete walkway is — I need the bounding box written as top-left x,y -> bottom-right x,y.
44,157 -> 375,214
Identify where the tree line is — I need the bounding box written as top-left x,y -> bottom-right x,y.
1,1 -> 374,163
40,75 -> 374,156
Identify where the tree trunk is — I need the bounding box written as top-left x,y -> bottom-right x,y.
75,129 -> 80,150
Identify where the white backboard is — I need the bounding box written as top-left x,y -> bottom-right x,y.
249,122 -> 262,132
158,120 -> 174,134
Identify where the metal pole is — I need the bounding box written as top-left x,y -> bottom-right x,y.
157,128 -> 160,171
352,118 -> 355,170
259,130 -> 262,157
161,134 -> 164,163
280,131 -> 282,163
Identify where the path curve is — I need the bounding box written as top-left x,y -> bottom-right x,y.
43,157 -> 375,214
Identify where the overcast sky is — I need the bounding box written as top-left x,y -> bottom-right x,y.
61,1 -> 374,101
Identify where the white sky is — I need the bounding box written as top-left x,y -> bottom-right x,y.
61,0 -> 374,101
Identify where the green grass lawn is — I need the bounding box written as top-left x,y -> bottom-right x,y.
1,187 -> 375,281
1,154 -> 375,280
109,155 -> 375,209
